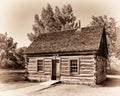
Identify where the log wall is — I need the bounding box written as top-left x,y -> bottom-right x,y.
44,58 -> 52,75
60,55 -> 96,85
95,56 -> 107,84
27,57 -> 52,81
27,55 -> 107,85
61,58 -> 70,76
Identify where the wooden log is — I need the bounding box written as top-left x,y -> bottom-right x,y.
44,66 -> 51,69
28,68 -> 37,71
28,63 -> 36,65
80,59 -> 95,62
80,61 -> 95,64
28,64 -> 37,67
44,62 -> 51,64
44,58 -> 52,61
44,58 -> 51,74
80,64 -> 95,67
28,59 -> 37,72
61,58 -> 69,61
61,62 -> 69,65
29,60 -> 36,63
60,76 -> 95,84
61,76 -> 95,79
61,58 -> 69,76
80,74 -> 94,77
61,71 -> 70,75
28,71 -> 37,73
79,55 -> 95,59
80,67 -> 94,70
80,70 -> 94,74
61,67 -> 69,70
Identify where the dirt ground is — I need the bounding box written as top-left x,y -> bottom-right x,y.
1,69 -> 120,96
26,75 -> 120,96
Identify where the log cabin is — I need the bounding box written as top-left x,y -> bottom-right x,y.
25,26 -> 108,85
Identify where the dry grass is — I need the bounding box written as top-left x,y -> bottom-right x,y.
26,75 -> 120,96
0,69 -> 37,91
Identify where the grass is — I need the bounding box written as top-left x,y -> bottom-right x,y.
0,69 -> 37,91
0,69 -> 25,83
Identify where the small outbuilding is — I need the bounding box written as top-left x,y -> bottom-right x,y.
25,26 -> 108,85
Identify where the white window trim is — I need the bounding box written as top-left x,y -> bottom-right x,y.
69,58 -> 79,75
37,59 -> 44,72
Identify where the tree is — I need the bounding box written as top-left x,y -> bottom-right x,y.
28,4 -> 78,42
0,33 -> 28,69
0,33 -> 17,68
41,4 -> 57,33
89,15 -> 117,55
27,14 -> 45,41
61,4 -> 76,30
0,33 -> 17,58
13,47 -> 27,69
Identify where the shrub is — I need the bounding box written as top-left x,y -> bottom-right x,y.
0,58 -> 15,69
108,56 -> 120,75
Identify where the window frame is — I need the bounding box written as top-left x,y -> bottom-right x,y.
37,59 -> 44,72
69,59 -> 79,75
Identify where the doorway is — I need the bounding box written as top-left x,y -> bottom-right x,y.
51,59 -> 59,80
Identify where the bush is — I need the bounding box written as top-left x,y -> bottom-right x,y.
0,58 -> 15,69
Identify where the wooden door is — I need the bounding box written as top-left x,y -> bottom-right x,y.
51,60 -> 59,80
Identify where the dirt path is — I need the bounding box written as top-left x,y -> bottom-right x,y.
0,83 -> 50,96
0,80 -> 59,96
0,82 -> 37,92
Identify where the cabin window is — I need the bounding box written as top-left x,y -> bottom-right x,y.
37,60 -> 44,72
70,60 -> 78,74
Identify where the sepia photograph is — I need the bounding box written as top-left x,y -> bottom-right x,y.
0,0 -> 120,96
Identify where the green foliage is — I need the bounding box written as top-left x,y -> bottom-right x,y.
89,15 -> 117,55
27,4 -> 77,41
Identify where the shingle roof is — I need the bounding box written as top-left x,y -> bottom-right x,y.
25,26 -> 104,54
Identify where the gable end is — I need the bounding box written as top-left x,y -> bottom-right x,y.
97,27 -> 108,58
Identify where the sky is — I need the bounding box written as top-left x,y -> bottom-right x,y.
0,0 -> 120,48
